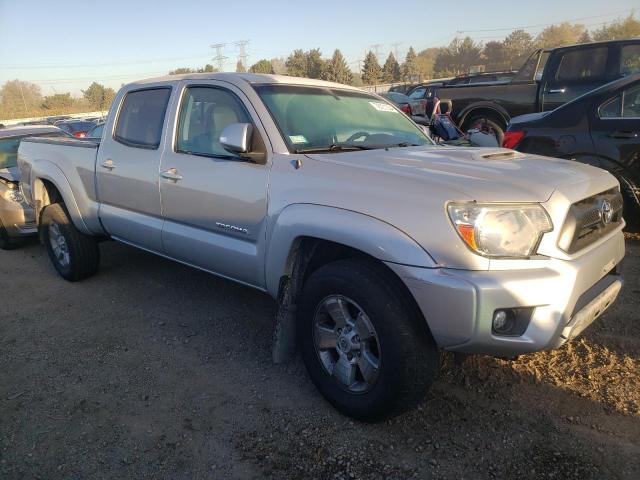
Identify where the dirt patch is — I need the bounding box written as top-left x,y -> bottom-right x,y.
1,238 -> 639,479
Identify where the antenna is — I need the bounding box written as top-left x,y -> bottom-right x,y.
210,43 -> 228,71
234,40 -> 250,70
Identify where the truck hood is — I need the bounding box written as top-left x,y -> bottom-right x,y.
306,146 -> 608,202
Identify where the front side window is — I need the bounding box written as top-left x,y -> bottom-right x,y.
255,85 -> 432,152
176,86 -> 252,157
114,88 -> 171,149
556,47 -> 607,82
408,87 -> 426,99
598,84 -> 640,119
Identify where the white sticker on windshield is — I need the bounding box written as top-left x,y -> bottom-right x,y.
369,101 -> 398,113
289,135 -> 308,144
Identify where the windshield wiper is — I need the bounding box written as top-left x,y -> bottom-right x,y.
384,142 -> 420,148
294,143 -> 376,154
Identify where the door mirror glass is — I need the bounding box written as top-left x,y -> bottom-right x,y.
220,123 -> 253,154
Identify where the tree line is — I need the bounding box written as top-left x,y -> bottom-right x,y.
0,81 -> 115,121
240,13 -> 640,85
2,14 -> 638,120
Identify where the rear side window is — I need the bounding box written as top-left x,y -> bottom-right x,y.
114,88 -> 171,149
408,87 -> 426,99
620,45 -> 640,76
556,47 -> 607,82
176,86 -> 252,157
598,85 -> 640,119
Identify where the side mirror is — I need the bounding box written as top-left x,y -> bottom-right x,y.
220,123 -> 253,154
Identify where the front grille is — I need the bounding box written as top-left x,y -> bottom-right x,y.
557,188 -> 623,254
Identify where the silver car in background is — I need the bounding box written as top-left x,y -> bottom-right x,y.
0,125 -> 66,249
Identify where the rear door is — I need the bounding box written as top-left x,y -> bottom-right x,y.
541,45 -> 612,111
95,87 -> 172,251
158,81 -> 270,288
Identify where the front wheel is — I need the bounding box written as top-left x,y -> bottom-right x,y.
298,259 -> 438,421
41,203 -> 100,281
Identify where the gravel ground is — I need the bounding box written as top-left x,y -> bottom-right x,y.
1,236 -> 638,479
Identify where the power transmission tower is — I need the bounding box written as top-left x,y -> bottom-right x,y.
391,42 -> 402,59
210,43 -> 228,71
234,40 -> 250,70
370,44 -> 383,60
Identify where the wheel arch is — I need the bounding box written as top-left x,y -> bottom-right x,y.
31,168 -> 91,235
458,103 -> 510,130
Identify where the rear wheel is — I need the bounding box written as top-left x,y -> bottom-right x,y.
298,259 -> 438,421
41,203 -> 100,281
465,116 -> 505,146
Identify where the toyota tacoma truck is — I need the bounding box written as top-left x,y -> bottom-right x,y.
18,73 -> 625,420
434,39 -> 640,144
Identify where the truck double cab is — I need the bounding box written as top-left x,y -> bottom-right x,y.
18,73 -> 625,420
435,39 -> 640,144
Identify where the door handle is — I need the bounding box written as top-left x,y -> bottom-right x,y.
608,131 -> 638,139
100,159 -> 115,170
548,88 -> 566,94
161,168 -> 182,181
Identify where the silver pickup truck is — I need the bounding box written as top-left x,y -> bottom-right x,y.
18,73 -> 625,420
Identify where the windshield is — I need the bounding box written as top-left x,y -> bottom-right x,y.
255,85 -> 432,152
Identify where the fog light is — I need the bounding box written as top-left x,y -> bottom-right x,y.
492,307 -> 534,337
492,309 -> 513,334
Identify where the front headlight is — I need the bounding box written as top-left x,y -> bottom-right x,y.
447,202 -> 553,258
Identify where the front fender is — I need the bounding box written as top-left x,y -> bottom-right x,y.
264,203 -> 436,297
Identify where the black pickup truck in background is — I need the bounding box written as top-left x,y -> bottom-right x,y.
434,39 -> 640,143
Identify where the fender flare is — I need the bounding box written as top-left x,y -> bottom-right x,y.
457,102 -> 510,129
264,203 -> 436,297
31,161 -> 92,235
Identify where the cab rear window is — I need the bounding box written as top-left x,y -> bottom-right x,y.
114,88 -> 171,149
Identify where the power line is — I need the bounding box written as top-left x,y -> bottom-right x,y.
456,8 -> 634,33
3,53 -> 213,70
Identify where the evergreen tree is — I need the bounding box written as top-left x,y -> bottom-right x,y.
361,51 -> 382,85
382,52 -> 401,83
306,48 -> 326,79
322,49 -> 353,85
402,47 -> 418,81
249,59 -> 275,74
286,49 -> 308,77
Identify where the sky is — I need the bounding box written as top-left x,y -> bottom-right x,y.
0,0 -> 638,95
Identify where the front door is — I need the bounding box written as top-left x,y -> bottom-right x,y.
159,82 -> 270,288
96,87 -> 172,252
541,45 -> 611,112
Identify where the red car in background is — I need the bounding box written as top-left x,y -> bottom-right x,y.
54,119 -> 96,138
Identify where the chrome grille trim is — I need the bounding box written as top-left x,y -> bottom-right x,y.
557,188 -> 623,254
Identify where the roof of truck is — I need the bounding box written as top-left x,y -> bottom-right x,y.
126,73 -> 361,91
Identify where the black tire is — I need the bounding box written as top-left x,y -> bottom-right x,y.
41,203 -> 99,281
464,116 -> 505,146
618,175 -> 640,232
297,258 -> 438,421
0,219 -> 20,250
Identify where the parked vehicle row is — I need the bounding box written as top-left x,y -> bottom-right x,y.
14,72 -> 625,420
419,39 -> 640,144
504,73 -> 640,226
0,125 -> 68,249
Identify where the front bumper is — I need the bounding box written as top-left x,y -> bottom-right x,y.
387,230 -> 625,357
0,199 -> 37,238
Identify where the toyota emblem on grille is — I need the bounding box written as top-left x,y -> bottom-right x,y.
600,199 -> 613,224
